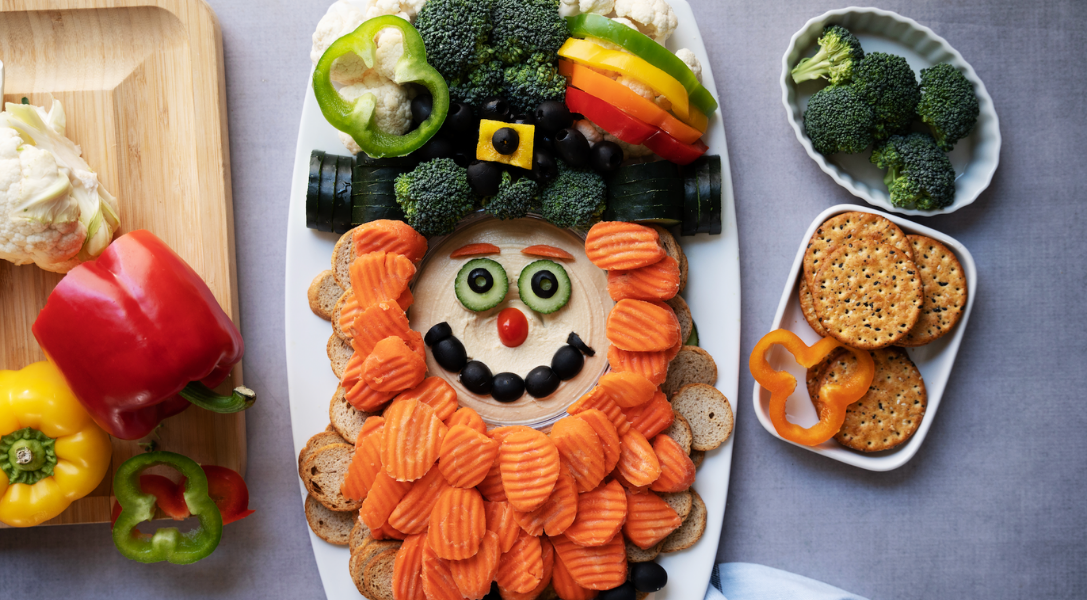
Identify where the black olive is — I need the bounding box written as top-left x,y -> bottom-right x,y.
452,149 -> 473,168
444,102 -> 477,135
416,136 -> 455,161
467,161 -> 503,196
631,562 -> 667,593
491,373 -> 525,402
433,337 -> 467,372
467,268 -> 494,293
591,141 -> 624,174
411,93 -> 433,127
482,582 -> 502,600
424,322 -> 453,347
460,361 -> 493,394
598,581 -> 636,600
512,113 -> 534,125
554,127 -> 591,165
492,127 -> 520,155
530,147 -> 559,185
567,332 -> 596,356
534,100 -> 572,135
534,132 -> 554,153
531,269 -> 558,299
551,345 -> 584,380
480,97 -> 512,122
524,366 -> 561,398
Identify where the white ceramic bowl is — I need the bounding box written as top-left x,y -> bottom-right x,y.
780,7 -> 1001,216
751,205 -> 977,471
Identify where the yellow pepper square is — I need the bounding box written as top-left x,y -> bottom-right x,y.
476,119 -> 535,170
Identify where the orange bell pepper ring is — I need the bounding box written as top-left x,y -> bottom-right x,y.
749,329 -> 875,446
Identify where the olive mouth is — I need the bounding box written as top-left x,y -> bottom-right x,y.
423,323 -> 595,403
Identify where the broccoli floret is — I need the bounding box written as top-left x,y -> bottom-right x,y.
414,0 -> 493,81
449,60 -> 505,107
484,172 -> 538,220
871,133 -> 956,210
791,25 -> 865,85
538,161 -> 606,229
917,63 -> 979,151
490,0 -> 568,64
502,53 -> 566,114
852,52 -> 920,141
394,159 -> 478,236
803,84 -> 874,155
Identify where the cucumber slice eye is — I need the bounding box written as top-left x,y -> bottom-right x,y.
518,260 -> 571,314
456,258 -> 509,311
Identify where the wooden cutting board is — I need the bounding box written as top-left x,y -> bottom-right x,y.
0,0 -> 243,525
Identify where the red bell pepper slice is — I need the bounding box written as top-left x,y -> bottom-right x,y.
201,465 -> 255,525
109,474 -> 191,527
564,86 -> 656,145
643,130 -> 709,166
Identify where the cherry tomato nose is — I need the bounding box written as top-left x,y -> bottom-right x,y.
497,307 -> 529,347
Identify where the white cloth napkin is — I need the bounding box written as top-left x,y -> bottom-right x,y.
704,563 -> 869,600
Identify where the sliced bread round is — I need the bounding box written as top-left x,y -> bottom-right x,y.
331,291 -> 353,340
332,229 -> 356,290
626,539 -> 662,563
301,443 -> 361,512
330,386 -> 371,445
349,539 -> 401,596
304,494 -> 355,546
670,383 -> 733,452
299,430 -> 347,479
659,490 -> 693,521
664,346 -> 718,397
664,294 -> 693,345
362,548 -> 399,600
652,225 -> 687,292
661,488 -> 705,553
327,334 -> 353,380
349,517 -> 371,554
661,413 -> 692,455
690,449 -> 705,469
308,270 -> 344,321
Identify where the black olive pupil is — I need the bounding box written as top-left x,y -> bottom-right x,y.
531,270 -> 558,299
468,268 -> 494,294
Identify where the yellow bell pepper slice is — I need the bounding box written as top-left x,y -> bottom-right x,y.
558,38 -> 693,122
0,361 -> 112,527
477,119 -> 535,170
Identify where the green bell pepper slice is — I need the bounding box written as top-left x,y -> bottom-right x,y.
313,15 -> 449,158
112,451 -> 223,565
565,13 -> 719,115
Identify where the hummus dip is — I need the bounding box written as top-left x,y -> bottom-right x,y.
409,216 -> 612,427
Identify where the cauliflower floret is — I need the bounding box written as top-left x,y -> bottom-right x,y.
617,75 -> 656,101
339,70 -> 417,137
559,0 -> 615,18
576,119 -> 653,158
373,27 -> 405,81
338,131 -> 363,155
675,48 -> 702,83
613,0 -> 677,44
0,127 -> 85,272
573,119 -> 604,146
311,1 -> 368,83
362,0 -> 427,21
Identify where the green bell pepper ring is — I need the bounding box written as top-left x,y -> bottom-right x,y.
313,15 -> 449,158
565,13 -> 719,115
112,451 -> 223,565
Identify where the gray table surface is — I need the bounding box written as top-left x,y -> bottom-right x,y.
2,0 -> 1086,598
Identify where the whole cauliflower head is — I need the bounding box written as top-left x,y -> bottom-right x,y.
339,70 -> 417,137
559,0 -> 615,18
675,48 -> 702,83
613,0 -> 677,43
0,126 -> 85,272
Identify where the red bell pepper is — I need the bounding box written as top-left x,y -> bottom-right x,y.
202,465 -> 255,525
565,86 -> 656,145
32,230 -> 254,441
643,130 -> 709,166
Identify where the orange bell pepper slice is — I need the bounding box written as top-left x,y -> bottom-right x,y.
559,60 -> 706,141
749,329 -> 874,446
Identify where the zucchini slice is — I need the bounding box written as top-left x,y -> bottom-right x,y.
333,155 -> 354,234
317,153 -> 339,232
306,150 -> 325,230
352,164 -> 411,225
604,163 -> 684,225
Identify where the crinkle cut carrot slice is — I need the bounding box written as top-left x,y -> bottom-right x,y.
484,500 -> 520,554
568,389 -> 631,436
521,245 -> 575,260
499,537 -> 554,600
396,376 -> 459,422
495,530 -> 544,594
550,417 -> 606,493
607,345 -> 669,386
446,406 -> 487,435
389,465 -> 451,535
363,336 -> 428,393
606,299 -> 680,352
513,459 -> 578,537
422,540 -> 464,600
548,532 -> 627,591
477,451 -> 508,503
498,426 -> 561,513
449,530 -> 500,600
562,480 -> 627,547
572,410 -> 622,474
373,521 -> 407,540
450,242 -> 501,258
353,219 -> 428,265
342,418 -> 385,502
382,399 -> 448,482
615,429 -> 662,488
338,290 -> 361,339
621,390 -> 674,440
340,349 -> 365,393
396,286 -> 414,311
439,425 -> 500,489
393,533 -> 428,600
551,550 -> 599,600
361,470 -> 413,531
350,251 -> 417,310
345,379 -> 397,412
610,466 -> 648,494
649,434 -> 696,493
622,489 -> 682,549
428,487 -> 487,561
647,300 -> 683,361
584,221 -> 665,271
351,301 -> 411,357
596,371 -> 656,408
606,255 -> 681,301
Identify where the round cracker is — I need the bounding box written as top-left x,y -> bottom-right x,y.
798,279 -> 829,338
803,212 -> 912,288
813,347 -> 927,452
812,240 -> 923,349
898,235 -> 968,347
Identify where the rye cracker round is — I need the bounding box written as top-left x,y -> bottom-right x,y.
898,235 -> 968,347
812,240 -> 922,349
803,212 -> 912,289
798,279 -> 829,338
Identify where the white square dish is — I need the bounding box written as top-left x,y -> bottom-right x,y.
751,204 -> 977,471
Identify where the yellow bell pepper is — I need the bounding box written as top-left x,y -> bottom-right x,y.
0,361 -> 112,527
